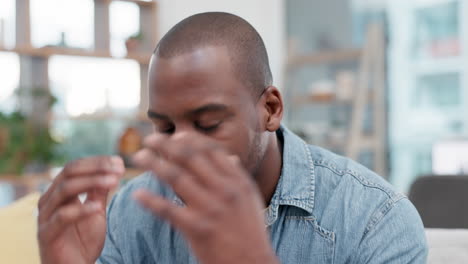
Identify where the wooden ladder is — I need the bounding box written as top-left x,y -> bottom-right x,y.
346,23 -> 387,177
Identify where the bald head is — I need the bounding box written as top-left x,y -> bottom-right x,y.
154,12 -> 273,96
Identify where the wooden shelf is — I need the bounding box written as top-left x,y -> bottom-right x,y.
126,52 -> 152,64
292,95 -> 352,106
52,111 -> 150,122
287,49 -> 362,70
285,24 -> 388,176
12,46 -> 109,58
95,0 -> 156,7
114,0 -> 156,7
0,46 -> 152,64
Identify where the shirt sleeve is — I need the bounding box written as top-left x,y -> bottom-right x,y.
97,194 -> 124,264
352,198 -> 428,264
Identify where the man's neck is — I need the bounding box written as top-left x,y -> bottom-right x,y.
254,131 -> 283,206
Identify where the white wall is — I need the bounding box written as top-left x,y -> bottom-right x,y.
156,0 -> 286,88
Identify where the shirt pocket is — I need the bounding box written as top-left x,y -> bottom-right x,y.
272,216 -> 335,264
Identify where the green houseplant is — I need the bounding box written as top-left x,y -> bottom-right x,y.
0,88 -> 59,175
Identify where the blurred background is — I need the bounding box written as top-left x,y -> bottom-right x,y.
0,0 -> 468,236
1,0 -> 468,262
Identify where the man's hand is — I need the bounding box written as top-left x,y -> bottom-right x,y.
37,156 -> 125,264
133,133 -> 279,264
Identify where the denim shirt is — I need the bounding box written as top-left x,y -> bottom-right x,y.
98,126 -> 428,263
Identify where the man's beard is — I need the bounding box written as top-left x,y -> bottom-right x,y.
246,130 -> 267,179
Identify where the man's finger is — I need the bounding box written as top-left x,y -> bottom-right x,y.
61,156 -> 125,177
39,156 -> 124,208
133,149 -> 213,208
209,151 -> 250,182
86,187 -> 112,207
140,134 -> 228,191
38,202 -> 102,243
39,175 -> 118,221
132,190 -> 198,233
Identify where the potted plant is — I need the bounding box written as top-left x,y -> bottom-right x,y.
0,88 -> 59,176
125,31 -> 144,54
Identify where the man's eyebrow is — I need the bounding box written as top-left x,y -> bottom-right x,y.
147,104 -> 229,120
190,104 -> 229,116
147,110 -> 169,120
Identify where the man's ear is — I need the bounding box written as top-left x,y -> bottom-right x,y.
260,86 -> 283,132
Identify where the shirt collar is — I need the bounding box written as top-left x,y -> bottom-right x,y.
265,125 -> 315,225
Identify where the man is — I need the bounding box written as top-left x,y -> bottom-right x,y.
38,12 -> 427,263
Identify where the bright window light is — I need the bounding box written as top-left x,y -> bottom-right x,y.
0,0 -> 16,48
49,56 -> 141,117
110,1 -> 140,57
0,52 -> 20,113
30,0 -> 94,49
433,139 -> 468,175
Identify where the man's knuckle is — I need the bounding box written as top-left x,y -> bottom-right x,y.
173,146 -> 193,163
55,210 -> 69,223
164,167 -> 182,184
206,205 -> 223,219
207,144 -> 224,155
59,182 -> 74,196
191,222 -> 214,241
157,204 -> 173,219
199,146 -> 219,160
221,188 -> 240,204
98,156 -> 115,171
62,162 -> 75,175
199,144 -> 214,154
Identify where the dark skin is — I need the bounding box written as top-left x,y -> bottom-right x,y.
37,45 -> 284,264
144,46 -> 283,203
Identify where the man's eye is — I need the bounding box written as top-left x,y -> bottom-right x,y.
195,121 -> 221,132
157,125 -> 175,134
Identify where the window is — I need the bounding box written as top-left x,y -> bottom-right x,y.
49,56 -> 141,117
110,1 -> 140,57
0,52 -> 20,113
52,119 -> 130,160
413,1 -> 460,59
413,73 -> 461,109
0,0 -> 16,48
30,0 -> 94,49
49,55 -> 141,161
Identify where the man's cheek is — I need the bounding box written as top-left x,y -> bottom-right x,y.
222,143 -> 248,167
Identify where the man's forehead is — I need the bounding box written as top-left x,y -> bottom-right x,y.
148,74 -> 237,118
149,48 -> 247,97
150,46 -> 231,75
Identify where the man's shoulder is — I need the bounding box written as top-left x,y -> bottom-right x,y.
307,144 -> 426,260
307,144 -> 412,232
308,144 -> 402,202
